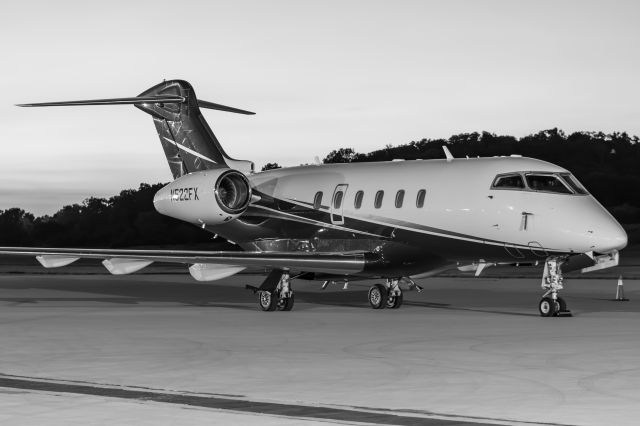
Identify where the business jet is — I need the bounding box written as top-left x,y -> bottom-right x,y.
1,80 -> 627,316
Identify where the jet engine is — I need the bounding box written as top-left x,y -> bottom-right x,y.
153,168 -> 252,225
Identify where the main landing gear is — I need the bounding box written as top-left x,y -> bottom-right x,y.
367,278 -> 404,309
246,270 -> 294,312
539,257 -> 572,317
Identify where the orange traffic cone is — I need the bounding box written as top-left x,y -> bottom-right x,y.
615,275 -> 629,301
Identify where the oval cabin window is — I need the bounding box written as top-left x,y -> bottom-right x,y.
333,191 -> 344,209
395,190 -> 405,208
416,189 -> 426,208
313,191 -> 323,209
354,190 -> 364,209
374,190 -> 384,209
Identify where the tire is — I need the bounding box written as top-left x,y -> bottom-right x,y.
387,292 -> 403,309
279,293 -> 295,311
538,297 -> 557,317
258,290 -> 278,311
556,297 -> 567,312
368,284 -> 388,309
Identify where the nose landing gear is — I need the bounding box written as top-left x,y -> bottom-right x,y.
539,257 -> 572,317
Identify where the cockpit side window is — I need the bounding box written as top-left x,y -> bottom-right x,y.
559,173 -> 588,195
525,174 -> 572,194
492,173 -> 525,189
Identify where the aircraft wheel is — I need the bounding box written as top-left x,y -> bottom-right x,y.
368,284 -> 388,309
387,292 -> 403,309
258,290 -> 278,311
278,293 -> 295,311
538,297 -> 558,317
556,297 -> 567,312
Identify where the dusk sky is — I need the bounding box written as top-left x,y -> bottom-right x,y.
2,0 -> 639,215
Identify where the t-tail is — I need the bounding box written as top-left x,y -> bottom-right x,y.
17,80 -> 255,177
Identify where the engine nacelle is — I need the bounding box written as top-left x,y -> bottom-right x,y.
153,168 -> 252,225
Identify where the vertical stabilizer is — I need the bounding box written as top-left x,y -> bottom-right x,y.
135,80 -> 254,177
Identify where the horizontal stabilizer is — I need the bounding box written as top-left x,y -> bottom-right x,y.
16,96 -> 185,107
17,96 -> 255,115
197,100 -> 255,115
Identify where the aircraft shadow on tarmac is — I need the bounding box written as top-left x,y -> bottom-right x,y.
402,301 -> 541,317
0,282 -> 526,317
0,275 -> 636,316
0,277 -> 374,310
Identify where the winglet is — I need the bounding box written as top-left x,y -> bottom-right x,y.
442,145 -> 454,162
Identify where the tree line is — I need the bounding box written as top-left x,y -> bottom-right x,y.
1,128 -> 638,248
0,184 -> 216,248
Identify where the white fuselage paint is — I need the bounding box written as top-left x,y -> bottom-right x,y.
249,157 -> 627,256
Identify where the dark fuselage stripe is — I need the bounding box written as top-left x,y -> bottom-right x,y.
250,204 -> 385,238
275,195 -> 558,252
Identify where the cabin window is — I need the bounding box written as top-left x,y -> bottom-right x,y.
416,189 -> 426,208
395,190 -> 405,208
333,191 -> 344,209
559,173 -> 588,195
525,174 -> 572,194
374,190 -> 384,209
354,190 -> 364,209
492,174 -> 525,189
313,191 -> 323,209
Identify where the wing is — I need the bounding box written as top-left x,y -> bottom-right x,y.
0,247 -> 370,278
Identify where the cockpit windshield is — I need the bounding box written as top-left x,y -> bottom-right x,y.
559,173 -> 588,194
491,172 -> 589,195
492,174 -> 525,189
525,174 -> 572,194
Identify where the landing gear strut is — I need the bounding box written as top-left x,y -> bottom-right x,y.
539,257 -> 572,317
275,273 -> 295,311
368,278 -> 403,309
248,270 -> 295,312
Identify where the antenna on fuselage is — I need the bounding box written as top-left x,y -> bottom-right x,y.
442,146 -> 454,162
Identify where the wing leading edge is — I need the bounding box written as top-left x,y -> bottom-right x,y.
0,247 -> 369,276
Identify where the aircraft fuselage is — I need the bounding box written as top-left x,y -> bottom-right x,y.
198,156 -> 627,277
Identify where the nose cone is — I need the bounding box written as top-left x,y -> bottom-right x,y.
559,197 -> 628,254
594,218 -> 628,253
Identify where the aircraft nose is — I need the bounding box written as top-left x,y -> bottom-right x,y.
593,216 -> 628,253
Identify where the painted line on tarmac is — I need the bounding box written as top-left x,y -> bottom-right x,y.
0,374 -> 573,426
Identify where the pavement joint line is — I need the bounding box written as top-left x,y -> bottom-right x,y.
0,374 -> 575,426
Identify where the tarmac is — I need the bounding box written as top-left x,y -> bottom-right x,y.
0,272 -> 639,425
